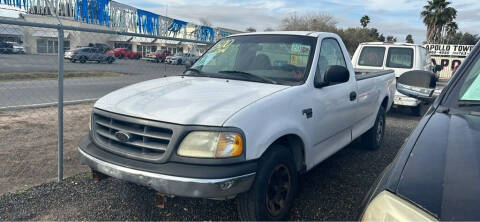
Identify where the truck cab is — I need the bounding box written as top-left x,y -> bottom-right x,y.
352,42 -> 435,115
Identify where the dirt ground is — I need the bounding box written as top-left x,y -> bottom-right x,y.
0,103 -> 92,194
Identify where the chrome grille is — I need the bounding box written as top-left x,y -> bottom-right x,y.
92,111 -> 173,160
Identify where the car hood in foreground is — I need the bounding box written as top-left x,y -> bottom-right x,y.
94,76 -> 289,126
396,112 -> 480,220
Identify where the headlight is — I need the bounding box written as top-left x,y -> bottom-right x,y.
362,191 -> 437,222
177,131 -> 243,158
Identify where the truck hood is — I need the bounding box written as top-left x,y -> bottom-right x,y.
94,76 -> 289,126
396,112 -> 480,220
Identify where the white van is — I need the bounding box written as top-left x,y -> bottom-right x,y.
352,42 -> 435,115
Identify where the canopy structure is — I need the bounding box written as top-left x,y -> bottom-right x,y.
109,35 -> 132,42
0,27 -> 23,35
32,30 -> 70,38
0,0 -> 241,43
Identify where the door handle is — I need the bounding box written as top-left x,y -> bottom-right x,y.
302,108 -> 313,119
350,92 -> 357,101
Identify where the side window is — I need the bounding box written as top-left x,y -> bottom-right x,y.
386,47 -> 414,69
358,46 -> 386,67
317,38 -> 347,77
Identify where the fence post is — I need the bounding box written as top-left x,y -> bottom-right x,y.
57,27 -> 65,183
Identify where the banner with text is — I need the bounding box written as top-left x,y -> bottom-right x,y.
424,44 -> 474,57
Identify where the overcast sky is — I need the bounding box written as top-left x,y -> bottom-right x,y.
116,0 -> 480,44
1,0 -> 478,44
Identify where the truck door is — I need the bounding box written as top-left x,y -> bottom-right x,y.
309,38 -> 357,166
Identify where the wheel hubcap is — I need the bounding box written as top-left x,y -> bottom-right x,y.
266,164 -> 291,217
376,117 -> 384,143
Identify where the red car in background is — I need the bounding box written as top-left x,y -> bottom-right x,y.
145,50 -> 172,63
107,48 -> 142,59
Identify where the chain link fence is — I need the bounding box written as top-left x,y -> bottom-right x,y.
0,17 -> 203,194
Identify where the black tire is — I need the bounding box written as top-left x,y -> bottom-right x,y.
108,57 -> 114,64
177,59 -> 182,65
236,146 -> 298,221
361,106 -> 386,150
80,57 -> 87,63
71,59 -> 76,63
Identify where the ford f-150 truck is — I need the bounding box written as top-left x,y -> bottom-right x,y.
78,32 -> 396,220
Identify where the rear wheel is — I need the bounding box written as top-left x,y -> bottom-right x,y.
79,57 -> 87,63
236,146 -> 298,220
361,106 -> 386,150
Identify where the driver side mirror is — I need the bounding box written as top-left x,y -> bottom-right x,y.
185,60 -> 193,69
314,65 -> 350,88
397,70 -> 437,102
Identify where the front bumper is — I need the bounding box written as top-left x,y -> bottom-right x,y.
78,137 -> 256,198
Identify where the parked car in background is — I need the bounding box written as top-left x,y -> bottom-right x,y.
65,47 -> 115,64
78,32 -> 400,220
88,43 -> 110,53
107,48 -> 142,59
166,53 -> 198,65
7,42 -> 25,54
0,42 -> 13,54
360,41 -> 480,221
144,50 -> 172,63
352,42 -> 437,116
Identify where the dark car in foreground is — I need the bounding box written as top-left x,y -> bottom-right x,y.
360,42 -> 480,221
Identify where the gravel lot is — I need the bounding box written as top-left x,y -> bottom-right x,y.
0,108 -> 421,220
0,103 -> 92,193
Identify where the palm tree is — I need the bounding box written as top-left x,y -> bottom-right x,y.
360,15 -> 370,28
444,21 -> 458,43
421,0 -> 457,43
406,34 -> 414,44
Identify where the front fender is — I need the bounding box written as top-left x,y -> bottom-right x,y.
222,86 -> 312,161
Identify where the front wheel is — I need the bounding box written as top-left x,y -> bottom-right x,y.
361,106 -> 386,150
236,146 -> 298,220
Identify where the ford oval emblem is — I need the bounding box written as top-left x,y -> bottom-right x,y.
114,131 -> 131,143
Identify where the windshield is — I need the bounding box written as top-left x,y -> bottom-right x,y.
358,46 -> 385,67
459,57 -> 480,102
189,35 -> 317,86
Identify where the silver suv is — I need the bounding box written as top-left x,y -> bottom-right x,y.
65,47 -> 115,64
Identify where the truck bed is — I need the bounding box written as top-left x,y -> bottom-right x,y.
355,69 -> 395,81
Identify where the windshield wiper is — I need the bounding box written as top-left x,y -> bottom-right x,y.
182,68 -> 210,77
458,100 -> 480,107
218,70 -> 277,84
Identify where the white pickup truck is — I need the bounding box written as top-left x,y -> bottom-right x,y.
352,42 -> 436,115
78,32 -> 396,220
